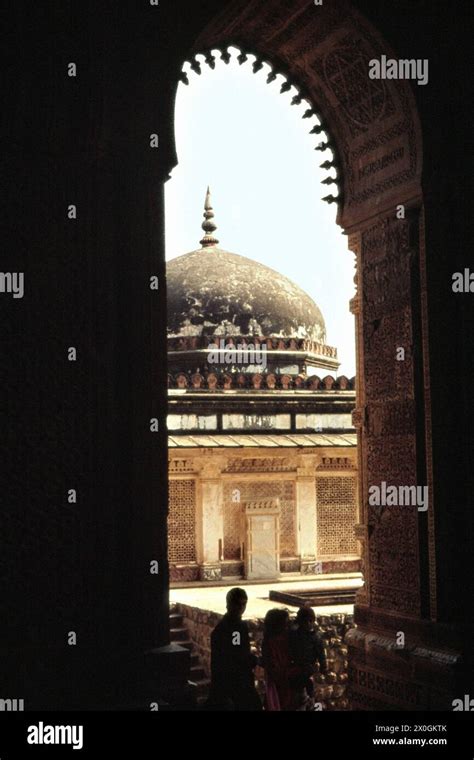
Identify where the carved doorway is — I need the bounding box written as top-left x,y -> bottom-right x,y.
244,499 -> 281,580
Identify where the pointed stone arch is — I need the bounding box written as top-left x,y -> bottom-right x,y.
179,0 -> 423,229
166,0 -> 447,711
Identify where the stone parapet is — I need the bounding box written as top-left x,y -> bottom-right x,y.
168,336 -> 338,357
168,372 -> 356,391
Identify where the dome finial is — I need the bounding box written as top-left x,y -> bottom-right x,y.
200,186 -> 219,248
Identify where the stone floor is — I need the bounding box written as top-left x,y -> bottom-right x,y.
170,573 -> 363,619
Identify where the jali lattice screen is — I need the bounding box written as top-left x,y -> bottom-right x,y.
316,476 -> 357,556
168,479 -> 196,563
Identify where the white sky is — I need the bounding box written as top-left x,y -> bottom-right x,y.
165,49 -> 356,377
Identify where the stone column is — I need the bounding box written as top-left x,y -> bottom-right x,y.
296,455 -> 318,575
348,233 -> 369,605
197,456 -> 225,581
346,210 -> 465,710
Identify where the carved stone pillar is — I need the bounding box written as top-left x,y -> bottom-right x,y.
197,455 -> 225,581
347,208 -> 463,710
296,455 -> 318,573
348,232 -> 369,604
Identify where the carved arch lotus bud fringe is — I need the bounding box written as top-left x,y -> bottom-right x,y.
178,0 -> 422,230
179,45 -> 344,209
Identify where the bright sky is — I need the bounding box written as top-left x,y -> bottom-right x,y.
165,49 -> 356,377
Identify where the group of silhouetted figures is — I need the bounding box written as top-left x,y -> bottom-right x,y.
206,587 -> 326,711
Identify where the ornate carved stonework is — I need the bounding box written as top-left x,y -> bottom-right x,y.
199,564 -> 222,582
348,665 -> 424,709
169,564 -> 200,583
351,408 -> 364,429
301,559 -> 319,575
418,207 -> 437,620
189,0 -> 422,227
363,310 -> 414,401
316,456 -> 355,470
224,457 -> 294,473
346,628 -> 462,710
366,437 -> 420,615
169,458 -> 195,473
360,214 -> 422,618
321,35 -> 394,135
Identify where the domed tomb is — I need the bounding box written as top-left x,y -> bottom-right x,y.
167,189 -> 339,375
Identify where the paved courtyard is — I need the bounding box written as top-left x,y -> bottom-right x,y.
170,573 -> 363,619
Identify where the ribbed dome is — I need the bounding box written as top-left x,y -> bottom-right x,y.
167,246 -> 327,342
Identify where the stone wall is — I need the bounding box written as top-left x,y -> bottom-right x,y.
174,602 -> 355,710
168,447 -> 360,585
174,604 -> 222,678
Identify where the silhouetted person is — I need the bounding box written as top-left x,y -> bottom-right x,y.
262,608 -> 303,711
289,605 -> 327,702
207,587 -> 262,711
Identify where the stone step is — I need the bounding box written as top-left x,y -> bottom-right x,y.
169,610 -> 210,706
169,626 -> 189,641
177,639 -> 194,651
188,677 -> 211,697
190,664 -> 206,681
